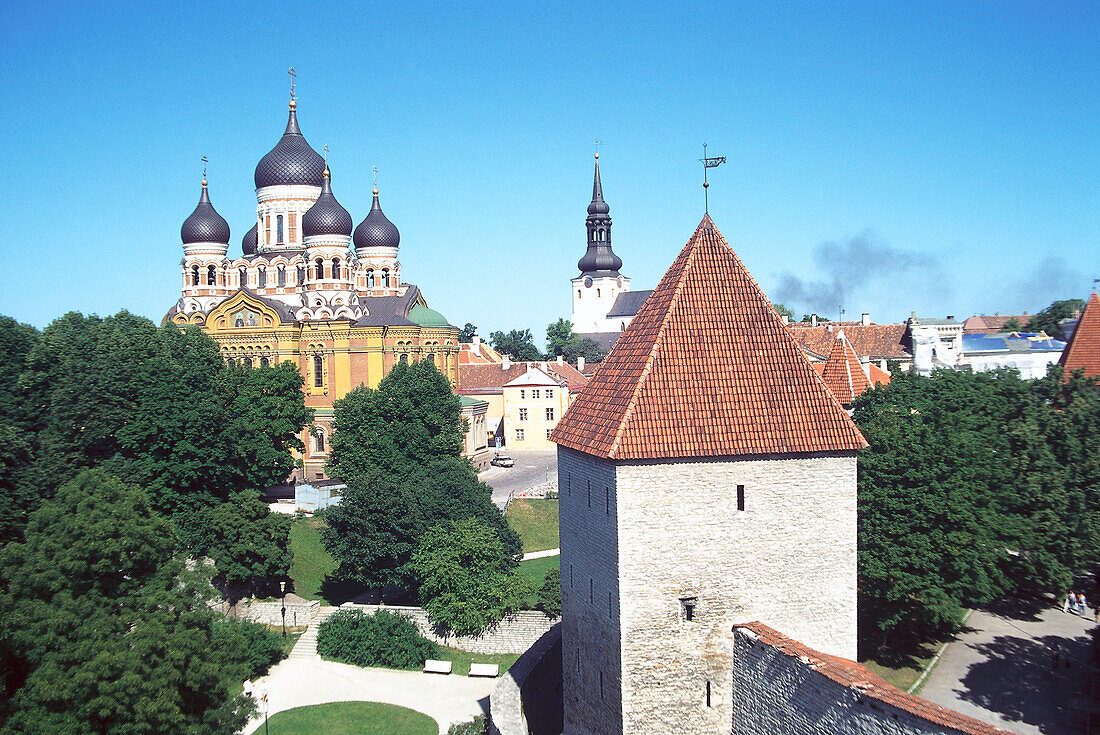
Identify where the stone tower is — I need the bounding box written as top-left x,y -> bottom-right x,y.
551,215 -> 866,735
571,154 -> 631,333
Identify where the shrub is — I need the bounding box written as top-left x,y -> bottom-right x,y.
536,566 -> 560,618
317,608 -> 437,669
447,715 -> 487,735
216,618 -> 286,679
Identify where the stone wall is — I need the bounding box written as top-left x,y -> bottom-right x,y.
730,624 -> 1009,735
341,603 -> 556,655
232,598 -> 320,628
489,623 -> 563,735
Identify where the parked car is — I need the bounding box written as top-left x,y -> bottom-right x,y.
490,454 -> 515,468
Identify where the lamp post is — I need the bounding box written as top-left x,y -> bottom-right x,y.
280,581 -> 287,638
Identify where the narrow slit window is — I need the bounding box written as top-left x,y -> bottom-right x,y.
276,214 -> 284,244
589,578 -> 593,605
605,487 -> 609,515
313,355 -> 323,388
737,484 -> 745,512
706,681 -> 712,707
587,480 -> 591,509
681,597 -> 697,622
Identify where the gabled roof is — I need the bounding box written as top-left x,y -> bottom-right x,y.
551,215 -> 867,460
1059,291 -> 1100,382
818,331 -> 873,405
787,322 -> 911,360
963,313 -> 1032,334
458,360 -> 589,394
606,290 -> 654,318
504,366 -> 560,388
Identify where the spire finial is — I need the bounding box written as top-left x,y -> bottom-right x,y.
699,142 -> 726,214
289,67 -> 296,101
372,165 -> 378,195
594,139 -> 603,160
323,144 -> 329,176
201,155 -> 208,186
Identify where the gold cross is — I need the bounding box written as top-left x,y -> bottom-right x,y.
372,166 -> 378,188
201,155 -> 207,179
289,67 -> 296,99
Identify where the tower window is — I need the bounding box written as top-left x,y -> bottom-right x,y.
257,267 -> 266,289
546,407 -> 554,421
297,265 -> 305,284
366,269 -> 375,288
277,266 -> 286,287
382,268 -> 390,288
191,265 -> 199,286
313,355 -> 323,388
276,215 -> 284,244
681,597 -> 698,622
207,265 -> 216,285
239,266 -> 247,287
265,214 -> 271,244
315,431 -> 325,453
706,681 -> 712,707
737,484 -> 745,512
332,258 -> 341,280
315,258 -> 324,280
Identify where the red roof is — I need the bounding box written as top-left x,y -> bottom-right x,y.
737,622 -> 1013,735
819,331 -> 873,405
1059,291 -> 1100,382
787,322 -> 911,360
458,360 -> 589,393
551,216 -> 867,460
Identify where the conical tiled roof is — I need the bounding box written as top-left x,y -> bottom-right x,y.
819,331 -> 873,405
181,181 -> 230,245
551,215 -> 866,460
1059,291 -> 1100,382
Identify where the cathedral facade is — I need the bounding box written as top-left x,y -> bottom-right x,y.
165,95 -> 459,480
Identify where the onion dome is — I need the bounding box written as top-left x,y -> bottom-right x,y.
181,180 -> 230,244
353,188 -> 401,250
254,101 -> 326,189
242,224 -> 258,255
301,169 -> 353,238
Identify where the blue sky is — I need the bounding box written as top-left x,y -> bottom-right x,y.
1,2 -> 1096,342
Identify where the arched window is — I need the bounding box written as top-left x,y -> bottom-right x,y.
207,265 -> 216,285
257,267 -> 266,289
577,289 -> 581,299
314,431 -> 325,453
427,353 -> 435,365
191,265 -> 200,286
382,268 -> 390,288
238,267 -> 247,287
366,269 -> 375,288
243,357 -> 253,368
313,354 -> 323,388
332,258 -> 341,280
277,266 -> 286,287
260,357 -> 270,367
276,215 -> 284,244
315,258 -> 324,280
399,353 -> 408,364
297,265 -> 305,284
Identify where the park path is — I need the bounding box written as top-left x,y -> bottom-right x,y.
917,598 -> 1095,734
522,548 -> 559,560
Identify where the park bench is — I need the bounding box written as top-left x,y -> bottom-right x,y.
423,659 -> 452,674
468,663 -> 500,678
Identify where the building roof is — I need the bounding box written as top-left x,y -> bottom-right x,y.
961,332 -> 1066,355
181,181 -> 230,245
408,303 -> 452,328
735,622 -> 1012,735
354,189 -> 401,251
573,331 -> 624,352
963,313 -> 1032,334
458,340 -> 504,365
254,101 -> 326,189
551,215 -> 867,460
818,331 -> 873,405
458,395 -> 488,409
1059,291 -> 1100,381
867,362 -> 892,387
301,169 -> 353,238
504,366 -> 561,388
458,360 -> 589,394
787,322 -> 910,361
606,289 -> 653,318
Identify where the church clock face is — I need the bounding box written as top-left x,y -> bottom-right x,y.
584,277 -> 593,288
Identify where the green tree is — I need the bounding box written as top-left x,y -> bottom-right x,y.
458,323 -> 478,343
411,518 -> 528,636
771,303 -> 796,320
0,470 -> 253,733
1029,298 -> 1086,341
488,329 -> 541,360
999,317 -> 1023,332
0,317 -> 38,431
562,337 -> 605,364
545,318 -> 576,358
536,566 -> 561,618
800,313 -> 830,323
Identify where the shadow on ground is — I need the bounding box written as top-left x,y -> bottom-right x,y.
958,632 -> 1091,734
983,596 -> 1051,623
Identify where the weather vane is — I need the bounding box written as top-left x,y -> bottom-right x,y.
289,67 -> 296,100
201,155 -> 208,181
594,139 -> 603,157
699,142 -> 726,213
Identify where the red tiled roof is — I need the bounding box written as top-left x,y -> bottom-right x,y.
458,341 -> 503,365
787,322 -> 911,360
736,622 -> 1013,735
819,331 -> 873,405
1059,291 -> 1100,382
867,362 -> 892,387
458,360 -> 589,393
963,314 -> 1033,334
551,216 -> 867,460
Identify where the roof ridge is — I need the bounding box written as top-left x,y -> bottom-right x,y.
607,229 -> 702,458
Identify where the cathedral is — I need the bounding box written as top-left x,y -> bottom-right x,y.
164,93 -> 459,481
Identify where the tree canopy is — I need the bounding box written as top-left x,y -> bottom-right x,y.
488,329 -> 541,360
458,323 -> 478,343
1029,298 -> 1086,341
546,318 -> 605,363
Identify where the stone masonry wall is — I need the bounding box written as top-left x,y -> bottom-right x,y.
731,627 -> 985,735
489,623 -> 563,735
341,603 -> 555,655
558,446 -> 622,735
615,453 -> 858,735
235,599 -> 320,628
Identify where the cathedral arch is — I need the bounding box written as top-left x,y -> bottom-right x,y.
366,269 -> 374,288
315,258 -> 324,280
277,265 -> 286,287
239,266 -> 247,288
332,258 -> 341,280
191,265 -> 200,286
207,265 -> 216,285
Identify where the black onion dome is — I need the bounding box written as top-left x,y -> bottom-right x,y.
301,171 -> 353,238
254,103 -> 326,189
242,224 -> 258,255
181,182 -> 230,244
354,190 -> 401,250
577,244 -> 623,275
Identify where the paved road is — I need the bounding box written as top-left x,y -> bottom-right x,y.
918,598 -> 1095,734
479,449 -> 557,506
243,658 -> 494,734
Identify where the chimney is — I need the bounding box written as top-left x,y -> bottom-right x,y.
811,314 -> 818,327
781,314 -> 789,324
472,335 -> 481,346
861,312 -> 870,326
577,356 -> 585,372
502,355 -> 510,370
880,359 -> 888,372
557,355 -> 564,365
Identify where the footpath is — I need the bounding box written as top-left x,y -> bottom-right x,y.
918,598 -> 1095,734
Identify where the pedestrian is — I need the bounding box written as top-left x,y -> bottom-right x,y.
1078,592 -> 1088,616
1063,591 -> 1073,613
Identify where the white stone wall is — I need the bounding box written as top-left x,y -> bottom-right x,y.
558,447 -> 858,735
340,604 -> 556,655
571,275 -> 630,334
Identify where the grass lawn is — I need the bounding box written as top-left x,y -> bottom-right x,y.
433,645 -> 521,676
505,499 -> 559,553
289,517 -> 337,603
517,555 -> 559,608
249,701 -> 437,735
859,646 -> 936,692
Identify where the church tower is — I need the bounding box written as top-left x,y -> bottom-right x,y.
571,154 -> 630,333
552,215 -> 865,735
179,176 -> 231,314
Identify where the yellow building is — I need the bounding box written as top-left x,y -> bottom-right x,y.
165,95 -> 458,480
502,366 -> 576,451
